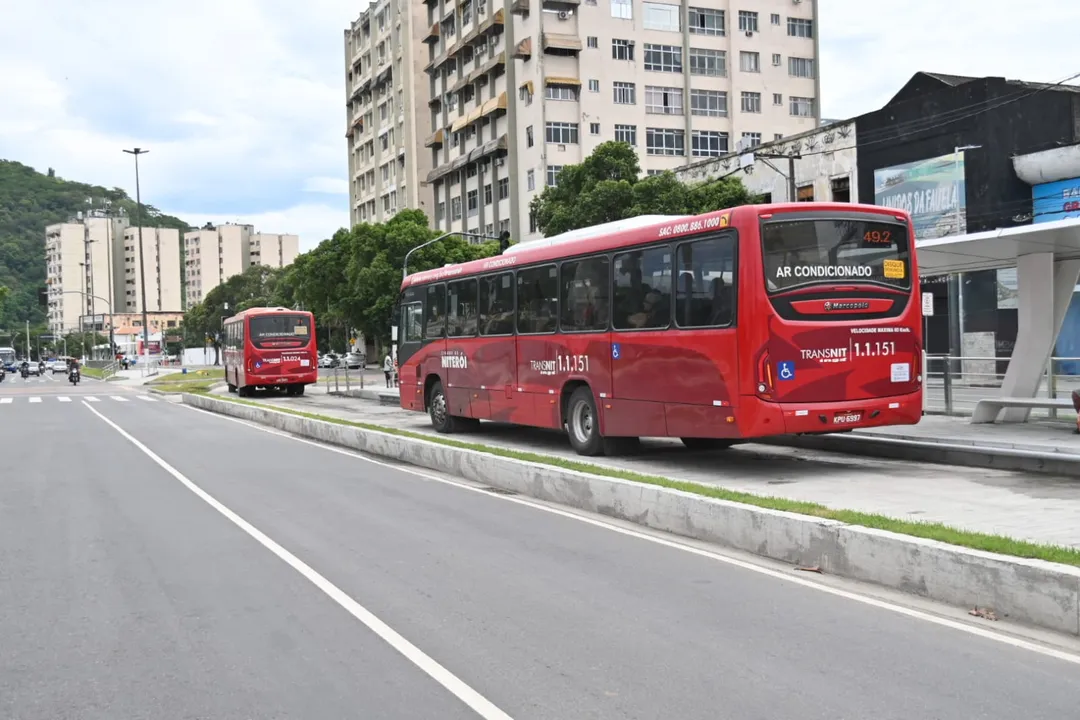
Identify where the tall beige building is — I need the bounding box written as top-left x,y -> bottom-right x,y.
45,211 -> 184,336
184,223 -> 300,306
345,0 -> 433,226
412,0 -> 821,241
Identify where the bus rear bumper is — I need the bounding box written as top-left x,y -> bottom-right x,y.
740,391 -> 924,436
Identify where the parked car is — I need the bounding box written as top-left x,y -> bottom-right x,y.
343,352 -> 365,369
318,353 -> 340,369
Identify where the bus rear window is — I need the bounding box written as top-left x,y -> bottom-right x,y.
249,314 -> 312,349
762,218 -> 911,293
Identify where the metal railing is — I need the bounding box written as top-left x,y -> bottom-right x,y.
923,354 -> 1080,419
84,359 -> 119,379
324,363 -> 367,394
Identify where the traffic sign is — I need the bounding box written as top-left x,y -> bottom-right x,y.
921,292 -> 934,316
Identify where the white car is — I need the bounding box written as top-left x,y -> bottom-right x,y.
51,359 -> 69,374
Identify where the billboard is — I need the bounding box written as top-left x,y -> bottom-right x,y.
873,151 -> 967,240
1032,176 -> 1080,225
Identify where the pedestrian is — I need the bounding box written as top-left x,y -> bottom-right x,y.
383,351 -> 394,388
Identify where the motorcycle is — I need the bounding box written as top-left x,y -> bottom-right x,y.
20,363 -> 29,379
69,367 -> 80,385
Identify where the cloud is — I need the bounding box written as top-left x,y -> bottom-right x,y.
0,0 -> 359,249
821,0 -> 1080,119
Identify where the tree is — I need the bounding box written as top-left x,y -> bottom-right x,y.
528,141 -> 757,237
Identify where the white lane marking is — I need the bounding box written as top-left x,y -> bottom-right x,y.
82,401 -> 515,720
85,396 -> 100,402
28,397 -> 41,403
0,398 -> 11,404
179,402 -> 1080,666
135,395 -> 158,402
111,396 -> 129,402
58,396 -> 71,403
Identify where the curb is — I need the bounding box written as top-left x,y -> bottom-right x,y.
765,432 -> 1080,476
183,392 -> 1080,637
327,388 -> 400,406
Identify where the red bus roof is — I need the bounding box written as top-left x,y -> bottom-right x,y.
223,307 -> 313,323
401,202 -> 912,289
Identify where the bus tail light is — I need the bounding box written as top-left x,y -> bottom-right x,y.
913,344 -> 923,384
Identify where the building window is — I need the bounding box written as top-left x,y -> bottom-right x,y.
467,189 -> 479,216
788,56 -> 815,78
484,183 -> 493,204
740,91 -> 761,113
613,81 -> 636,104
587,36 -> 599,48
545,122 -> 579,144
787,17 -> 813,38
642,2 -> 680,31
741,131 -> 761,148
774,133 -> 784,141
590,122 -> 601,135
614,124 -> 637,145
612,38 -> 635,60
645,127 -> 685,156
451,196 -> 463,220
527,169 -> 535,191
739,51 -> 759,73
497,177 -> 509,200
588,79 -> 600,92
689,48 -> 725,76
789,96 -> 815,117
547,165 -> 563,186
772,53 -> 781,66
737,10 -> 758,32
831,176 -> 851,203
688,7 -> 724,35
610,0 -> 632,19
691,130 -> 728,157
773,93 -> 782,105
526,125 -> 534,147
546,84 -> 579,101
690,89 -> 727,117
645,86 -> 683,115
771,13 -> 780,25
644,44 -> 682,72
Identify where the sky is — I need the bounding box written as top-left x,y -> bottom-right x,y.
0,0 -> 1076,253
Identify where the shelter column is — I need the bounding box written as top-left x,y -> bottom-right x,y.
979,253 -> 1080,422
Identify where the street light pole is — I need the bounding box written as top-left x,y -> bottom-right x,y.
123,147 -> 151,362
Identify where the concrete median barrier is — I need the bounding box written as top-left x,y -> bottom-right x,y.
184,392 -> 1080,637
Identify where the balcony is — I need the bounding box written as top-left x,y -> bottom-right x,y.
424,129 -> 446,148
542,32 -> 582,53
423,22 -> 439,43
511,0 -> 529,13
479,91 -> 508,120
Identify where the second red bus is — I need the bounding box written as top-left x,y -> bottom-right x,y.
223,307 -> 317,397
395,202 -> 922,456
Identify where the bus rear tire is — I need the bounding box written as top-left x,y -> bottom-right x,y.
286,385 -> 305,396
238,385 -> 252,398
681,437 -> 737,451
227,383 -> 237,393
566,387 -> 604,456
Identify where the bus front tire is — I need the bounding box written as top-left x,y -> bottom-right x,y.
238,385 -> 252,398
566,387 -> 604,456
428,380 -> 458,433
227,383 -> 237,393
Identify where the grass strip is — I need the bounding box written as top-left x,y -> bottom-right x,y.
188,391 -> 1080,568
150,379 -> 221,394
148,368 -> 224,385
80,367 -> 108,379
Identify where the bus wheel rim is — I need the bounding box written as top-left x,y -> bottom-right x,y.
432,390 -> 447,425
572,400 -> 593,444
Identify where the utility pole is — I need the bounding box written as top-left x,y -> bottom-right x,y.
752,148 -> 802,202
79,261 -> 88,359
24,320 -> 30,361
123,147 -> 151,362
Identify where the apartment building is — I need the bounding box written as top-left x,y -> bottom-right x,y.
344,0 -> 434,226
45,212 -> 131,336
117,226 -> 183,314
419,0 -> 820,241
184,223 -> 300,306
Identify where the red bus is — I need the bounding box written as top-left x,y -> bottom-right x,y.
223,307 -> 317,397
396,203 -> 922,456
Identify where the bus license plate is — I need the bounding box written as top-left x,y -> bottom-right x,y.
834,412 -> 862,425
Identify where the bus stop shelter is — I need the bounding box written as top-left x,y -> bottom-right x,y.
915,217 -> 1080,422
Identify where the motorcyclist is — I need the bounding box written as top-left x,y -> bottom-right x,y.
67,357 -> 80,379
20,360 -> 29,378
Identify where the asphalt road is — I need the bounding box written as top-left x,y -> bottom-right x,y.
2,383 -> 1080,718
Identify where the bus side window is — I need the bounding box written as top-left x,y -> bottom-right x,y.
517,265 -> 558,334
401,302 -> 424,342
447,279 -> 478,338
560,256 -> 610,333
425,284 -> 446,339
612,246 -> 672,330
676,233 -> 737,328
479,272 -> 515,336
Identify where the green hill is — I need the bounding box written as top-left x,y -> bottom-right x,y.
0,160 -> 191,329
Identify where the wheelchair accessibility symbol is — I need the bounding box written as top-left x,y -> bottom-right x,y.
777,361 -> 795,381
612,343 -> 621,360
